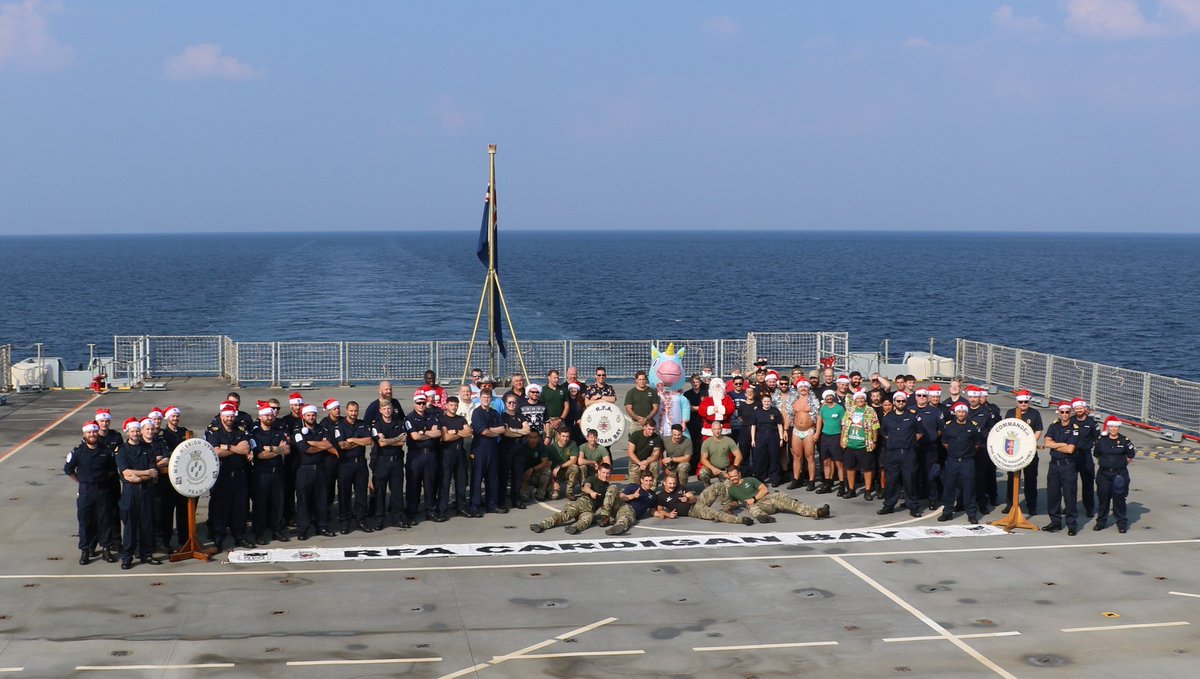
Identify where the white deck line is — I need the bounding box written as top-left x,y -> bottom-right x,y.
4,537 -> 1195,581
286,657 -> 442,666
830,555 -> 1018,679
75,664 -> 235,671
0,669 -> 23,674
693,641 -> 839,652
1061,621 -> 1189,633
883,631 -> 1022,643
506,650 -> 645,659
441,616 -> 617,678
1168,591 -> 1200,599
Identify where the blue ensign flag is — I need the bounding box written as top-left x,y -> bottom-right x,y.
475,185 -> 505,357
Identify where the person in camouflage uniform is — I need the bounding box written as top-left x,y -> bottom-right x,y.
529,464 -> 612,535
724,467 -> 830,523
600,473 -> 658,535
531,429 -> 581,500
654,474 -> 752,525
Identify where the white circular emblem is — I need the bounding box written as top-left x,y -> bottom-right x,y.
987,418 -> 1037,472
580,402 -> 629,447
168,438 -> 220,497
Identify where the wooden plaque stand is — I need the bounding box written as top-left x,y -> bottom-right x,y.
170,497 -> 215,562
991,469 -> 1039,533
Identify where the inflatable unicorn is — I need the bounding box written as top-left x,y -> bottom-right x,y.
650,343 -> 690,439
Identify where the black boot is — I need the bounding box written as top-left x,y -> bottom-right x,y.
101,547 -> 117,563
815,481 -> 833,495
79,550 -> 91,565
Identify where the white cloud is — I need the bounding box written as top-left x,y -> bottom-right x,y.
0,0 -> 71,71
163,43 -> 262,80
991,4 -> 1048,34
701,16 -> 740,39
1063,0 -> 1200,39
429,94 -> 472,133
1160,0 -> 1200,27
903,37 -> 932,48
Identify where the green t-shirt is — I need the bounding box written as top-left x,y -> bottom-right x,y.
627,430 -> 663,462
582,475 -> 610,510
525,443 -> 551,467
541,383 -> 569,420
579,443 -> 611,464
663,436 -> 691,462
548,440 -> 578,466
624,386 -> 661,418
727,477 -> 763,502
701,436 -> 738,470
820,403 -> 845,436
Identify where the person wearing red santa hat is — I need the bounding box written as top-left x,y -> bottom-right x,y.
1001,391 -> 1043,516
155,405 -> 191,552
94,408 -> 123,554
65,421 -> 118,564
1071,398 -> 1100,520
204,401 -> 255,551
115,416 -> 162,568
1093,417 -> 1136,533
277,392 -> 307,527
1043,403 -> 1081,535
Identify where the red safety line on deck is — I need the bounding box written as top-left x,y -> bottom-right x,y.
0,395 -> 100,465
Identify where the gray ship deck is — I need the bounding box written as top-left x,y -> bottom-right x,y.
1,378 -> 1198,678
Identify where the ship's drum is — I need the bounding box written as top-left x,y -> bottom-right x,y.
168,438 -> 220,498
580,402 -> 629,447
987,418 -> 1038,473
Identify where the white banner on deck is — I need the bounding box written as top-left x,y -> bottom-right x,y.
227,524 -> 1007,564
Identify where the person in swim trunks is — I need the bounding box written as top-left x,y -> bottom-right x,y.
789,382 -> 820,490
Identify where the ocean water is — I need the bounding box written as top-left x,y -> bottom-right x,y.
1,230 -> 1197,380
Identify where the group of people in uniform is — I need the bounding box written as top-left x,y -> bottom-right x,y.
64,364 -> 1140,568
677,361 -> 1138,534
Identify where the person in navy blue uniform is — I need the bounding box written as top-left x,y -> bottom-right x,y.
1043,403 -> 1080,535
877,393 -> 924,517
208,392 -> 255,431
913,388 -> 944,509
318,399 -> 345,519
498,393 -> 532,511
404,393 -> 443,524
937,403 -> 980,523
335,401 -> 375,534
370,400 -> 409,530
65,421 -> 118,565
1071,399 -> 1100,519
1002,391 -> 1043,516
749,391 -> 784,486
1093,417 -> 1136,533
363,381 -> 405,428
95,409 -> 124,554
965,386 -> 997,512
116,418 -> 163,569
438,396 -> 472,520
292,404 -> 338,539
470,389 -> 505,517
205,401 -> 254,551
278,393 -> 305,530
249,401 -> 291,544
155,406 -> 190,552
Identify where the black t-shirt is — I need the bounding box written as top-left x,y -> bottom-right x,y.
655,488 -> 691,516
440,413 -> 468,452
582,475 -> 610,510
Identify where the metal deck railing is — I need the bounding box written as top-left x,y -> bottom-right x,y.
956,338 -> 1200,435
111,332 -> 850,388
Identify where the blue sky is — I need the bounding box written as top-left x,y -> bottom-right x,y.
1,0 -> 1198,234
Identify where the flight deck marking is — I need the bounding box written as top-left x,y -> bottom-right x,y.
0,669 -> 22,674
76,663 -> 235,671
693,640 -> 838,652
438,616 -> 618,679
286,657 -> 442,666
1169,591 -> 1200,599
883,631 -> 1022,643
830,555 -> 1018,679
1061,621 -> 1189,633
4,537 -> 1199,580
0,395 -> 99,466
